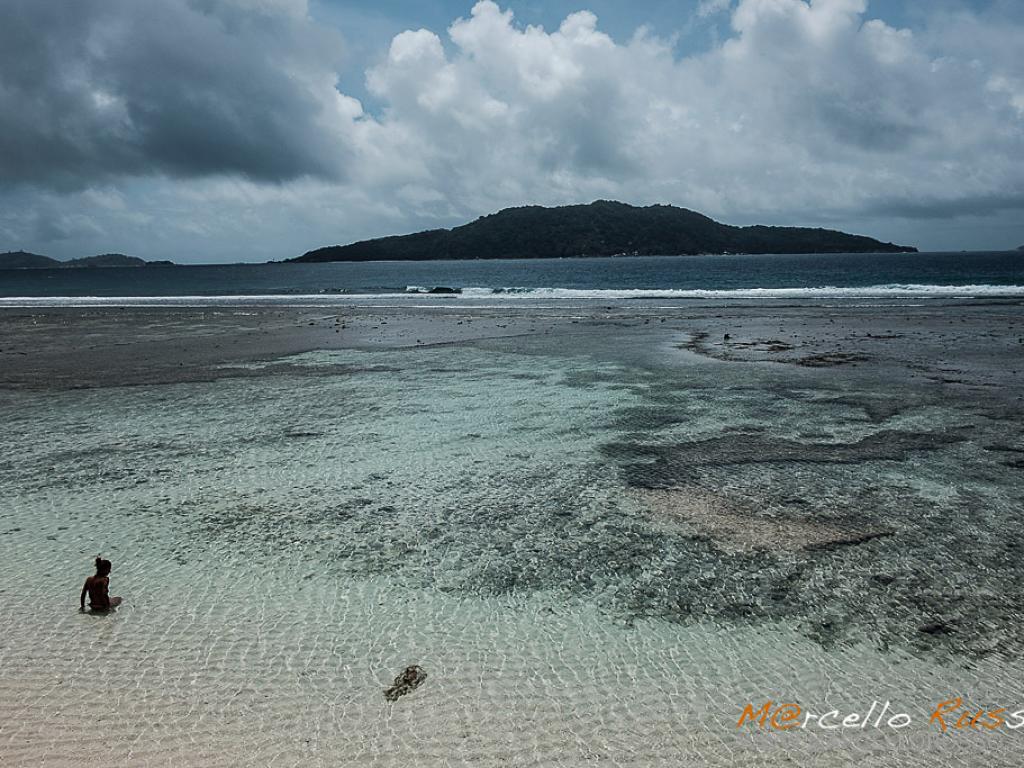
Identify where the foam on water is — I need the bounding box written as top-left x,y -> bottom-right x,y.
2,343 -> 1022,766
464,284 -> 1024,299
1,282 -> 1024,308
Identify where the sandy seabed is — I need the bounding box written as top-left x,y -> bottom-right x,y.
1,299 -> 1023,766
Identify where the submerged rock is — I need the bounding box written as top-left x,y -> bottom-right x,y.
384,665 -> 427,702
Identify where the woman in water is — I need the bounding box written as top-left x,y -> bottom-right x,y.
80,557 -> 122,611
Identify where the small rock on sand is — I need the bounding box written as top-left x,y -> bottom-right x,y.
384,665 -> 427,702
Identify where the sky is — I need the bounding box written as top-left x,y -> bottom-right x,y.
0,0 -> 1022,263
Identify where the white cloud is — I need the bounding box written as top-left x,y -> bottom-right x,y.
344,0 -> 1024,227
697,0 -> 733,18
2,0 -> 1023,259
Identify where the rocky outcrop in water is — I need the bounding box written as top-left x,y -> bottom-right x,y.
384,665 -> 427,702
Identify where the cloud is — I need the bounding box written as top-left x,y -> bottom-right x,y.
864,192 -> 1024,221
1,0 -> 1023,259
697,0 -> 733,18
352,0 -> 1024,225
0,0 -> 355,188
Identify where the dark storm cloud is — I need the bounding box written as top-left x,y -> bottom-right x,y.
0,0 -> 350,189
865,193 -> 1024,220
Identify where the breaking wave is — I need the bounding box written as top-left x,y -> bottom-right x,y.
458,284 -> 1024,299
1,283 -> 1021,307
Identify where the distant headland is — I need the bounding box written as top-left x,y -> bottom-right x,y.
292,200 -> 917,263
0,251 -> 174,269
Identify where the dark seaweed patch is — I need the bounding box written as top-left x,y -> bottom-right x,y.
604,430 -> 966,489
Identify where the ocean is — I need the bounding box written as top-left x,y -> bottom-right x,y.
1,250 -> 1022,303
2,251 -> 1023,766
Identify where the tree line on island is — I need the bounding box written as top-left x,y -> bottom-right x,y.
9,201 -> 972,268
0,251 -> 174,268
293,200 -> 918,263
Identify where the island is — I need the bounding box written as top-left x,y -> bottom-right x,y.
0,251 -> 174,269
292,200 -> 917,263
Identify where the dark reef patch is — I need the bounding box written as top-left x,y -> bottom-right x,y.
603,429 -> 966,489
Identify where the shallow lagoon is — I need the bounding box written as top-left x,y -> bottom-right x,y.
2,323 -> 1023,766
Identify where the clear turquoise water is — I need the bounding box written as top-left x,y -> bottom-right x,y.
2,339 -> 1023,765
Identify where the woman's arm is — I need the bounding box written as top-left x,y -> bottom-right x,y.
80,577 -> 91,609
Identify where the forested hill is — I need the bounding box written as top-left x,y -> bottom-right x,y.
293,201 -> 917,262
0,251 -> 172,268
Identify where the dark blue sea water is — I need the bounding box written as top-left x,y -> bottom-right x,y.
0,251 -> 1021,302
